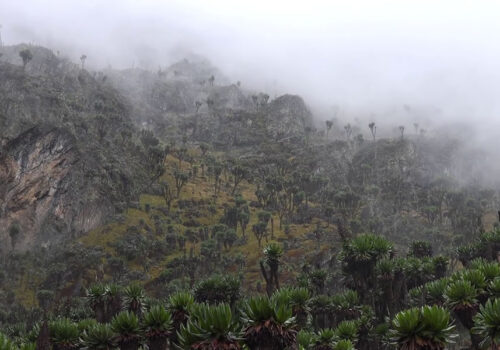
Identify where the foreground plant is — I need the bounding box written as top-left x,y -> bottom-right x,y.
122,284 -> 146,317
111,311 -> 142,350
340,234 -> 393,302
142,305 -> 173,350
168,292 -> 194,344
242,296 -> 296,350
297,330 -> 315,350
80,324 -> 117,350
105,284 -> 122,322
472,298 -> 500,349
390,305 -> 456,350
260,243 -> 283,296
313,328 -> 335,350
177,303 -> 242,349
49,318 -> 80,350
0,333 -> 16,350
424,278 -> 449,305
86,284 -> 107,323
333,339 -> 354,350
444,279 -> 479,329
333,320 -> 359,344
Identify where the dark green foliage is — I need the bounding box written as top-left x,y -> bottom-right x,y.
444,280 -> 478,310
0,333 -> 16,350
309,269 -> 328,295
2,57 -> 500,350
488,278 -> 500,298
168,292 -> 194,344
111,311 -> 141,350
408,241 -> 432,258
297,329 -> 316,349
333,339 -> 354,350
252,221 -> 267,247
123,285 -> 146,316
114,233 -> 148,261
105,284 -> 122,322
49,318 -> 79,350
36,290 -> 54,311
260,243 -> 283,296
390,306 -> 456,349
340,234 -> 393,302
86,285 -> 107,323
229,163 -> 249,194
177,303 -> 242,349
472,298 -> 500,349
333,320 -> 359,343
242,296 -> 296,350
193,275 -> 241,306
142,306 -> 172,350
315,328 -> 335,349
424,278 -> 449,305
81,323 -> 118,350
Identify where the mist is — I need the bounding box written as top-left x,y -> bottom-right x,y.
2,0 -> 500,143
5,2 -> 500,329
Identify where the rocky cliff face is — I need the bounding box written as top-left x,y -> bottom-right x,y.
107,60 -> 313,149
264,94 -> 313,139
0,126 -> 90,251
0,44 -> 315,252
0,45 -> 150,252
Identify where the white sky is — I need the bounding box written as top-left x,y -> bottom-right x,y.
2,0 -> 500,126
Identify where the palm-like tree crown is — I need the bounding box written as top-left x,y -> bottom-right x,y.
123,284 -> 146,316
193,275 -> 241,306
424,278 -> 449,305
472,298 -> 500,349
462,269 -> 487,291
142,305 -> 173,338
111,311 -> 142,345
289,287 -> 311,310
315,328 -> 335,349
297,330 -> 315,349
77,319 -> 98,334
86,285 -> 107,307
168,292 -> 194,315
488,278 -> 500,298
242,296 -> 296,350
263,243 -> 283,270
444,280 -> 478,310
331,290 -> 359,311
105,284 -> 122,320
49,318 -> 80,350
330,290 -> 360,325
333,339 -> 354,350
475,261 -> 500,282
375,258 -> 395,280
177,303 -> 242,349
86,284 -> 107,322
333,320 -> 358,343
390,305 -> 456,350
168,292 -> 195,344
408,241 -> 432,258
80,324 -> 118,350
340,234 -> 393,266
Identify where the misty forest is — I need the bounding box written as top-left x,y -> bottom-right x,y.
2,2 -> 500,350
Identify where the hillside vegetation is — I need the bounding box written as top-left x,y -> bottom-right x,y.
1,44 -> 500,349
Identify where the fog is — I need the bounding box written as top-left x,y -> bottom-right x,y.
2,0 -> 500,137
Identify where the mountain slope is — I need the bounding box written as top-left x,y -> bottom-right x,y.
0,45 -> 153,252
